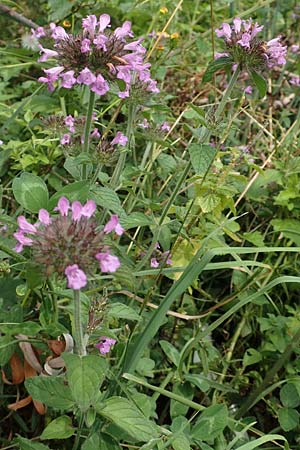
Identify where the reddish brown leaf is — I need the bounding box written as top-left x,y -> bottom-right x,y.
33,399 -> 46,415
8,395 -> 32,411
9,353 -> 25,384
47,339 -> 66,356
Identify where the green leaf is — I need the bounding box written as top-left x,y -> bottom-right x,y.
120,212 -> 153,229
235,434 -> 287,450
172,434 -> 191,450
48,0 -> 73,21
1,321 -> 41,336
40,416 -> 75,440
159,340 -> 180,367
171,383 -> 194,419
12,173 -> 49,213
107,303 -> 141,322
278,407 -> 299,431
96,396 -> 159,443
25,376 -> 75,410
191,404 -> 228,442
242,348 -> 262,368
90,186 -> 125,215
17,437 -> 51,450
62,353 -> 107,412
250,70 -> 267,97
202,57 -> 233,83
271,219 -> 300,246
188,144 -> 216,175
280,383 -> 300,408
243,231 -> 265,247
0,335 -> 16,365
184,374 -> 210,393
82,433 -> 120,450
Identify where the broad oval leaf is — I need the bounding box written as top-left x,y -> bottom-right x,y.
40,415 -> 75,440
96,396 -> 159,443
12,172 -> 49,213
25,376 -> 75,410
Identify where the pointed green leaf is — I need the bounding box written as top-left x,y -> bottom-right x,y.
250,70 -> 267,97
62,353 -> 107,412
188,144 -> 216,175
25,376 -> 75,411
202,57 -> 233,83
40,416 -> 75,440
17,437 -> 51,450
96,396 -> 159,443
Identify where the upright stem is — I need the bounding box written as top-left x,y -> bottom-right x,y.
82,89 -> 96,180
137,65 -> 241,271
73,290 -> 86,356
110,103 -> 136,189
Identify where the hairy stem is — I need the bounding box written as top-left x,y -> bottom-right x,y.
73,290 -> 86,356
81,89 -> 95,180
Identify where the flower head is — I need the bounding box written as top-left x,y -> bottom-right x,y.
34,13 -> 158,98
215,17 -> 287,71
14,197 -> 122,287
95,336 -> 116,354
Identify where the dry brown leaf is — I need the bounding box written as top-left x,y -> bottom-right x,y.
8,395 -> 32,411
47,339 -> 66,356
9,353 -> 25,384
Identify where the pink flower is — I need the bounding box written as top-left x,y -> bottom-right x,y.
114,21 -> 133,39
64,115 -> 75,133
237,32 -> 251,48
215,52 -> 229,59
65,264 -> 87,290
291,44 -> 299,53
91,128 -> 100,139
290,75 -> 300,86
72,200 -> 97,221
99,14 -> 111,32
111,131 -> 128,146
91,74 -> 110,96
32,26 -> 45,39
103,215 -> 124,236
150,258 -> 159,268
93,34 -> 108,51
244,85 -> 253,94
13,231 -> 34,248
77,68 -> 96,86
82,15 -> 98,34
60,133 -> 71,145
215,23 -> 232,40
38,46 -> 58,62
233,18 -> 242,33
61,71 -> 77,89
17,216 -> 37,234
161,121 -> 170,132
38,66 -> 64,91
50,23 -> 68,41
38,209 -> 51,225
96,252 -> 120,272
95,336 -> 116,354
81,38 -> 91,53
55,196 -> 70,216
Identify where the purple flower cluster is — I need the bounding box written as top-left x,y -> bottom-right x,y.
95,336 -> 116,354
149,242 -> 172,268
215,17 -> 287,69
33,14 -> 159,98
14,197 -> 124,290
59,113 -> 127,148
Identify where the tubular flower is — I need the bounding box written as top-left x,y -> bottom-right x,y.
215,17 -> 287,71
14,198 -> 122,288
34,13 -> 159,98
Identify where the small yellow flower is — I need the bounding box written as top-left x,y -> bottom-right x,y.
171,32 -> 180,40
62,19 -> 71,28
160,6 -> 168,14
157,45 -> 165,51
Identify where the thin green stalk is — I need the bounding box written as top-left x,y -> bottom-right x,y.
0,242 -> 26,261
110,104 -> 136,189
72,412 -> 84,450
73,290 -> 86,356
81,89 -> 96,180
235,326 -> 300,419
